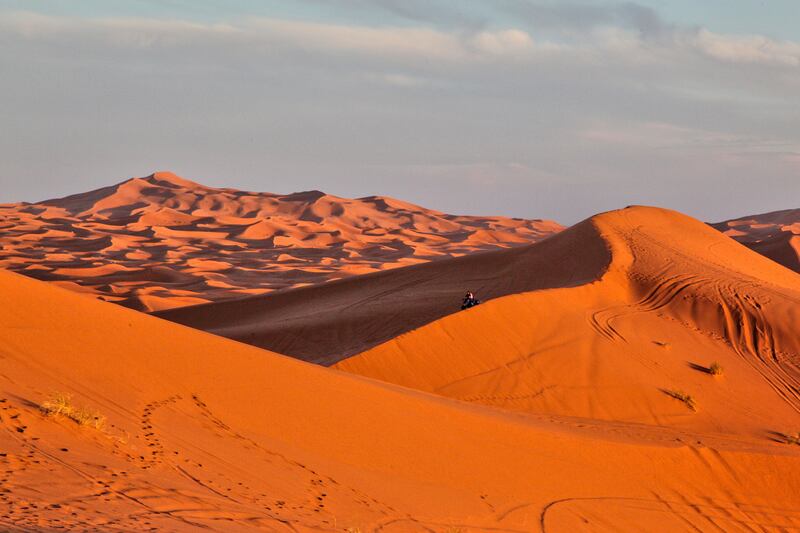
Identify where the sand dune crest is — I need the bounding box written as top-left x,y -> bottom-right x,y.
336,206 -> 800,437
0,172 -> 562,311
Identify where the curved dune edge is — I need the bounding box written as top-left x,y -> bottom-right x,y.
336,206 -> 800,438
2,268 -> 800,530
157,214 -> 612,365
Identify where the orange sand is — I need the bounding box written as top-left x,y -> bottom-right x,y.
335,207 -> 800,438
3,175 -> 800,531
0,172 -> 562,312
157,209 -> 605,364
2,255 -> 800,530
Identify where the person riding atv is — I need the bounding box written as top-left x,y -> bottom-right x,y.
461,291 -> 480,310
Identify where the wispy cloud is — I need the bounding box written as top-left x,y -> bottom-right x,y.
0,11 -> 543,62
3,9 -> 800,69
0,5 -> 798,222
691,29 -> 800,66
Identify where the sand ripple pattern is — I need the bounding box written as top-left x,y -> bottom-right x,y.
0,172 -> 561,311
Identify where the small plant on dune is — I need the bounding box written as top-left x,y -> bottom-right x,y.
663,389 -> 697,412
40,392 -> 106,430
344,528 -> 362,533
708,362 -> 724,376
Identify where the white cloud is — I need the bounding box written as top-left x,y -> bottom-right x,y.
691,29 -> 800,67
0,11 -> 241,46
365,72 -> 433,88
470,29 -> 535,55
0,11 -> 542,63
250,18 -> 466,60
3,10 -> 800,70
581,121 -> 800,153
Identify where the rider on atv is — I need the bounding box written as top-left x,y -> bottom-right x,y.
461,291 -> 480,310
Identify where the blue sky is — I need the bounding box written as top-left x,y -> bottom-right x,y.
1,1 -> 798,223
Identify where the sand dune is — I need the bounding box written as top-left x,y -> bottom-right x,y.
0,172 -> 562,311
157,215 -> 606,364
713,208 -> 800,273
160,206 -> 800,439
335,207 -> 800,437
3,176 -> 800,529
160,205 -> 800,371
2,262 -> 800,531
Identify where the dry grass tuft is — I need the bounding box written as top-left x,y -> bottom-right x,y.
40,392 -> 106,429
663,389 -> 697,412
708,362 -> 724,376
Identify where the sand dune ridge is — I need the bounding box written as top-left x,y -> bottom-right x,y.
0,171 -> 562,311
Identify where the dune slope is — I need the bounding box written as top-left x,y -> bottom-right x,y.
0,172 -> 561,311
157,216 -> 607,365
3,267 -> 800,530
712,208 -> 800,273
335,207 -> 800,439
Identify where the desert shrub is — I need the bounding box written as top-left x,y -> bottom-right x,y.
708,362 -> 723,376
40,392 -> 106,429
663,389 -> 697,412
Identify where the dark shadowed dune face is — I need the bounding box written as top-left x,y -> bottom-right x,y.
156,219 -> 609,365
712,209 -> 800,273
0,171 -> 563,311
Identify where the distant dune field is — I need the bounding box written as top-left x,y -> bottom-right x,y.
0,172 -> 562,311
713,209 -> 800,274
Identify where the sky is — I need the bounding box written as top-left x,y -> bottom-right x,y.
0,1 -> 798,224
